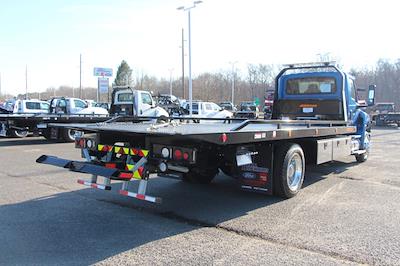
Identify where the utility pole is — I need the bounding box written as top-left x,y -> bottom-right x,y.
229,61 -> 238,104
177,1 -> 203,117
181,28 -> 185,99
168,68 -> 174,98
25,65 -> 28,99
79,54 -> 82,99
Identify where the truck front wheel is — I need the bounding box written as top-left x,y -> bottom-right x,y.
273,143 -> 305,198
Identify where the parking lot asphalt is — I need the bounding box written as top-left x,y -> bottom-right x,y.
1,127 -> 400,265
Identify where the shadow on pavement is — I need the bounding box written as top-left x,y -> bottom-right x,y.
0,174 -> 282,265
0,158 -> 359,265
0,137 -> 64,146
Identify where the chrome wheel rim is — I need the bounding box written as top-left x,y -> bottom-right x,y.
68,129 -> 76,140
15,130 -> 28,137
287,153 -> 303,191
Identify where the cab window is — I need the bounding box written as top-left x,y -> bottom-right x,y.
40,102 -> 50,110
286,77 -> 337,94
205,103 -> 212,111
117,93 -> 134,102
74,99 -> 87,108
348,79 -> 356,100
211,103 -> 221,111
25,102 -> 41,110
141,93 -> 153,105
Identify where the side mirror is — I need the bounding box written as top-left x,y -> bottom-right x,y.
367,85 -> 376,106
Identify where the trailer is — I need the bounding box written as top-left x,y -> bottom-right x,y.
36,63 -> 376,202
0,87 -> 168,141
0,113 -> 110,141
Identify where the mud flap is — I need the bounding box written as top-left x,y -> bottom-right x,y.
236,143 -> 273,195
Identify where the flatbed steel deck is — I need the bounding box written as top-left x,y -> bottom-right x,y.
49,119 -> 356,145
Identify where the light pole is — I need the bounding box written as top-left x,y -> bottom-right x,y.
25,65 -> 28,99
168,68 -> 174,98
177,1 -> 203,117
229,61 -> 238,105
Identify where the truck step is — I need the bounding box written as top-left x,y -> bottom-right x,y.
119,190 -> 162,204
77,179 -> 111,190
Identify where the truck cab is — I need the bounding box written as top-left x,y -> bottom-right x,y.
12,99 -> 50,114
109,86 -> 169,118
49,97 -> 108,115
272,63 -> 374,123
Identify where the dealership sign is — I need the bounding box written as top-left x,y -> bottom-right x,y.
98,77 -> 109,94
93,67 -> 113,77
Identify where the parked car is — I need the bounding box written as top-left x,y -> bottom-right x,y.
263,90 -> 275,119
95,102 -> 111,111
219,101 -> 237,112
235,101 -> 259,119
155,94 -> 184,116
182,101 -> 233,121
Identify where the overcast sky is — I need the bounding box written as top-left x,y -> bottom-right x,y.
0,0 -> 399,95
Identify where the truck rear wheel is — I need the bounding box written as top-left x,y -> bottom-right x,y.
11,129 -> 29,138
62,129 -> 76,142
183,168 -> 218,184
273,143 -> 305,198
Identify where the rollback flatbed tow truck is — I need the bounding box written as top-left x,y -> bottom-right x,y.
37,62 -> 376,203
0,87 -> 168,142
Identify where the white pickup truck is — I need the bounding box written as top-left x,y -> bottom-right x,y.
109,87 -> 169,118
182,101 -> 234,120
50,97 -> 108,115
12,99 -> 50,114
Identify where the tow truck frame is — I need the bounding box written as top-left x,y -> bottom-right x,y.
36,62 -> 374,203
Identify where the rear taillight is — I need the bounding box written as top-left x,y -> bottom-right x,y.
75,137 -> 96,150
220,133 -> 228,143
173,149 -> 182,160
153,144 -> 195,162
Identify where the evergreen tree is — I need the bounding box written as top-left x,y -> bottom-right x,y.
114,60 -> 133,86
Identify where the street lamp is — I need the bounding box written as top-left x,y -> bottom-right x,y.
229,61 -> 238,105
177,1 -> 203,117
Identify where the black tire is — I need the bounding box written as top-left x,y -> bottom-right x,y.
355,134 -> 370,163
10,129 -> 29,138
273,143 -> 305,198
61,128 -> 76,142
355,150 -> 369,163
223,116 -> 231,124
375,117 -> 384,126
182,167 -> 218,184
156,115 -> 168,123
41,129 -> 52,140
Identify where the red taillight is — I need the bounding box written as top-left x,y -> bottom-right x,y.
75,138 -> 85,148
220,133 -> 228,143
174,149 -> 182,160
183,152 -> 189,161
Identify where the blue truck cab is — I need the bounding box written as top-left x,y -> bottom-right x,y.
272,62 -> 376,160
